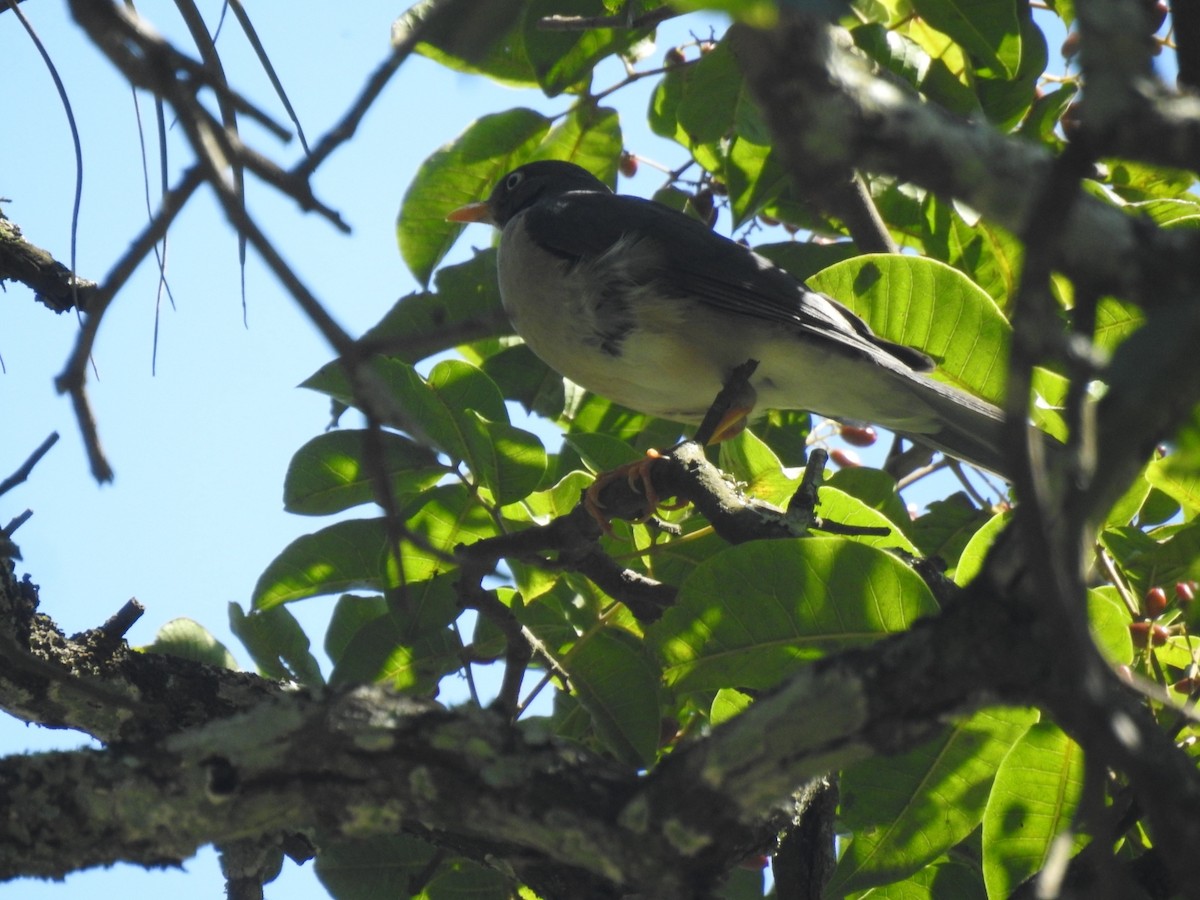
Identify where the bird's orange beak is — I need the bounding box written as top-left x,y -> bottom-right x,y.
446,201 -> 494,224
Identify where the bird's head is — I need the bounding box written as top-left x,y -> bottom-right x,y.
447,160 -> 610,228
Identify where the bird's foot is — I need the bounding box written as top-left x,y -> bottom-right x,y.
585,448 -> 687,536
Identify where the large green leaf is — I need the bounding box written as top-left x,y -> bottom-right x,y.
471,413 -> 548,506
252,518 -> 393,609
398,108 -> 550,285
982,721 -> 1085,899
808,254 -> 1009,404
920,195 -> 1022,309
283,429 -> 446,516
1147,449 -> 1200,516
568,627 -> 663,767
228,603 -> 324,685
813,487 -> 919,554
316,833 -> 507,899
974,14 -> 1046,130
650,538 -> 938,693
304,357 -> 544,503
846,856 -> 986,898
396,0 -> 537,86
828,707 -> 1037,895
533,104 -> 623,184
141,617 -> 239,670
522,0 -> 655,96
910,0 -> 1022,77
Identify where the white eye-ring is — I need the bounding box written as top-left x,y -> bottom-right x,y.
505,171 -> 524,191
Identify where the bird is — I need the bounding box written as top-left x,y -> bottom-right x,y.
448,159 -> 1012,476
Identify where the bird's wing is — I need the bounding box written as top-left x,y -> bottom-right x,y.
522,192 -> 934,373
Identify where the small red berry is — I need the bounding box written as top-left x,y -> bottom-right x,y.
618,151 -> 638,179
1176,581 -> 1195,605
1145,586 -> 1169,618
1129,621 -> 1153,648
1172,676 -> 1199,694
1061,31 -> 1082,59
665,47 -> 686,67
738,854 -> 769,870
830,448 -> 861,468
1151,624 -> 1170,646
840,424 -> 878,448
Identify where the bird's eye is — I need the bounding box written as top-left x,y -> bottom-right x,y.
505,171 -> 524,191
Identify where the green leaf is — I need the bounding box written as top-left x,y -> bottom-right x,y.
1093,296 -> 1145,357
920,195 -> 1023,309
331,621 -> 461,692
397,0 -> 537,86
568,627 -> 662,767
953,509 -> 1011,586
325,593 -> 388,667
910,0 -> 1022,77
710,688 -> 753,725
1087,587 -> 1134,666
252,518 -> 391,609
140,617 -> 238,669
316,834 -> 506,899
724,139 -> 785,226
678,39 -> 743,144
283,430 -> 445,516
473,414 -> 548,505
808,254 -> 1009,404
228,603 -> 324,685
1147,449 -> 1200,516
304,356 -> 543,502
398,108 -> 550,286
908,494 -> 992,566
824,467 -> 914,540
718,428 -> 799,507
847,856 -> 986,898
651,538 -> 938,693
982,722 -> 1085,899
522,0 -> 655,96
533,104 -> 623,184
816,487 -> 919,554
829,707 -> 1037,895
481,343 -> 565,420
975,14 -> 1046,130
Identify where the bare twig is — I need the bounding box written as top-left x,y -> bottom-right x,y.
0,433 -> 59,499
295,0 -> 450,177
6,0 -> 85,316
54,167 -> 205,482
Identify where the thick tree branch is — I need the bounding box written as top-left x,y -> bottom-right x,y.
730,21 -> 1200,310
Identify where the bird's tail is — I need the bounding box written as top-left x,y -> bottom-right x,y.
901,374 -> 1020,478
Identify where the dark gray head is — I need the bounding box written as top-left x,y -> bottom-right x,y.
448,161 -> 611,228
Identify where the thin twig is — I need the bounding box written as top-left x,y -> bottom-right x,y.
0,433 -> 59,498
295,0 -> 449,177
55,168 -> 205,482
225,0 -> 310,154
6,0 -> 85,319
